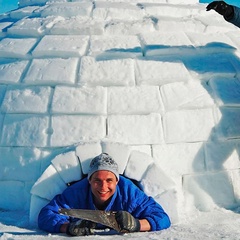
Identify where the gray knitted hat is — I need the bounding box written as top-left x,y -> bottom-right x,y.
87,153 -> 119,180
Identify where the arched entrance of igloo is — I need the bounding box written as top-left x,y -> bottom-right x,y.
29,141 -> 178,227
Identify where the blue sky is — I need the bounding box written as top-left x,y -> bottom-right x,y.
0,0 -> 19,14
0,0 -> 240,14
200,0 -> 240,7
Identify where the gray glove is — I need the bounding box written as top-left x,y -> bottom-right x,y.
66,219 -> 97,236
115,211 -> 140,233
206,1 -> 234,20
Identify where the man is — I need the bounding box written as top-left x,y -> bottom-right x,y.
38,153 -> 171,236
206,1 -> 240,28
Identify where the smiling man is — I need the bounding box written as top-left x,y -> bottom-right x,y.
38,153 -> 171,236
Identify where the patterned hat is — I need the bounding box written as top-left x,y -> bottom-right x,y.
87,153 -> 119,180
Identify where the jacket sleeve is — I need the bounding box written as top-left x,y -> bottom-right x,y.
38,194 -> 71,233
227,6 -> 240,28
123,180 -> 171,231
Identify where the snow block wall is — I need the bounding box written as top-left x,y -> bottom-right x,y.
0,0 -> 240,227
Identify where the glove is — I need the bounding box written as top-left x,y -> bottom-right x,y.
66,219 -> 97,236
206,1 -> 234,20
115,211 -> 140,233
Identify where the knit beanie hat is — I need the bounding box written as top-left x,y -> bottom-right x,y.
87,153 -> 119,180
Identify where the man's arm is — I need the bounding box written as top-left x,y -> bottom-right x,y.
139,219 -> 151,231
206,1 -> 240,28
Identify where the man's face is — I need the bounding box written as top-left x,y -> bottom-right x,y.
89,170 -> 118,208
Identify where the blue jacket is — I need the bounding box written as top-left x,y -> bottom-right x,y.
227,6 -> 240,28
38,176 -> 171,233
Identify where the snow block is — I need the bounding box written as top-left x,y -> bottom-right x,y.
24,58 -> 78,85
231,169 -> 240,204
29,195 -> 49,227
135,59 -> 190,86
205,141 -> 240,171
124,150 -> 154,181
32,35 -> 89,58
141,163 -> 176,197
1,86 -> 51,113
163,108 -> 215,143
209,77 -> 240,106
51,151 -> 83,184
105,18 -> 155,36
0,60 -> 29,84
93,2 -> 145,21
50,16 -> 104,35
183,171 -> 237,211
141,32 -> 193,57
184,52 -> 236,78
108,114 -> 164,144
216,107 -> 240,140
31,164 -> 67,200
88,35 -> 142,58
144,3 -> 202,18
7,17 -> 59,37
0,22 -> 12,38
51,115 -> 106,147
41,2 -> 93,18
154,189 -> 179,224
156,18 -> 205,33
186,32 -> 236,49
1,114 -> 49,147
52,86 -> 107,114
101,141 -> 130,174
79,57 -> 135,86
75,141 -> 102,174
0,85 -> 6,104
0,38 -> 38,58
160,81 -> 214,111
0,147 -> 42,182
152,142 -> 205,176
10,6 -> 42,20
0,181 -> 27,210
108,86 -> 163,114
129,145 -> 152,156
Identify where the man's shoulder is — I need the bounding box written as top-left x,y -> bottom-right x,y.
65,177 -> 89,191
119,176 -> 142,190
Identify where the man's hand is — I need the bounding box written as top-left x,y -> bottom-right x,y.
206,1 -> 234,19
66,219 -> 97,236
115,211 -> 140,233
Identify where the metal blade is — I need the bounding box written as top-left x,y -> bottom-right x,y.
59,208 -> 121,232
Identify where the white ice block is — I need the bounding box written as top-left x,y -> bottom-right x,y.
108,86 -> 163,114
108,114 -> 164,144
75,141 -> 102,174
32,35 -> 89,57
1,114 -> 49,147
51,115 -> 106,147
124,150 -> 154,181
1,86 -> 51,113
101,141 -> 131,174
31,164 -> 67,200
51,151 -> 83,184
79,56 -> 135,86
141,163 -> 176,197
183,171 -> 237,211
135,59 -> 191,86
24,58 -> 78,85
52,86 -> 107,114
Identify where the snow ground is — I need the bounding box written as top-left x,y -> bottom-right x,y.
0,0 -> 240,239
1,208 -> 240,239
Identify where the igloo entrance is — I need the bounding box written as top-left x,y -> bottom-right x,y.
30,141 -> 178,227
